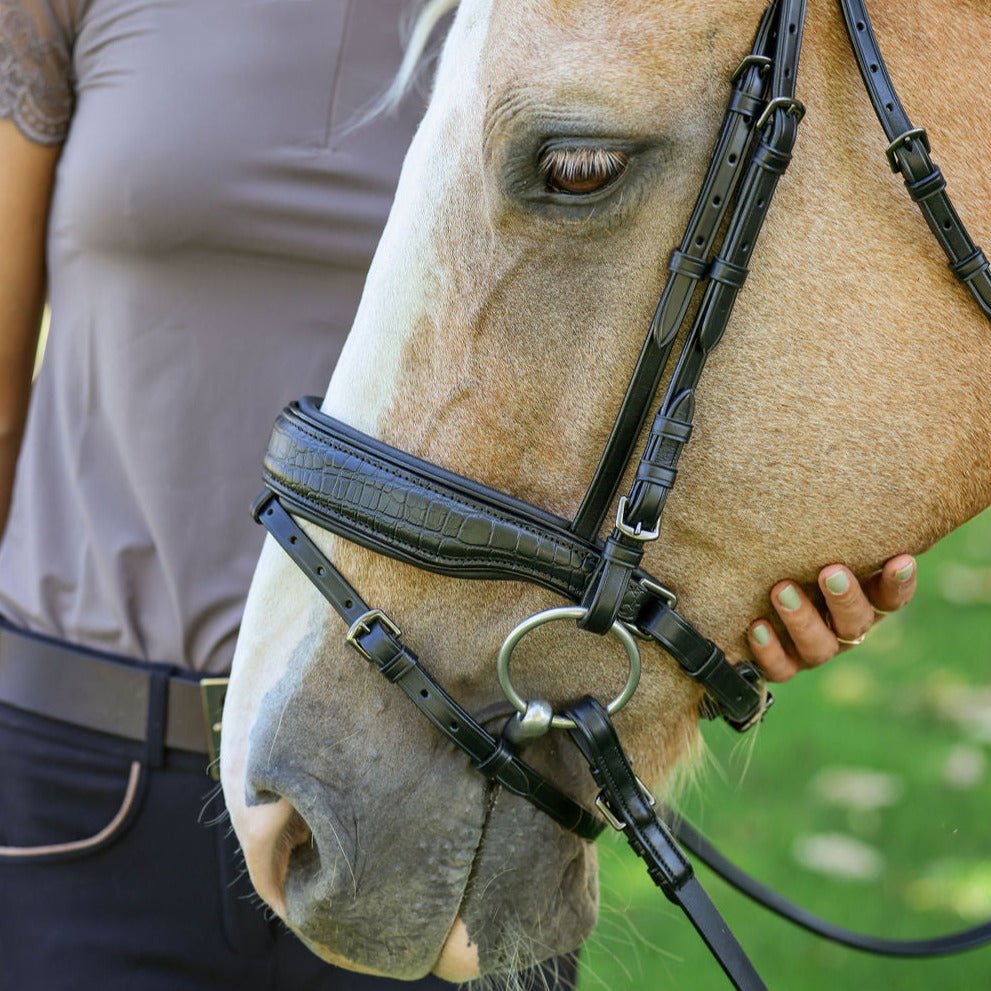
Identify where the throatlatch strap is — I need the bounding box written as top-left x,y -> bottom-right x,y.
839,0 -> 991,317
566,698 -> 767,990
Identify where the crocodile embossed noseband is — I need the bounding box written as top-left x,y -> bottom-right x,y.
250,1 -> 991,986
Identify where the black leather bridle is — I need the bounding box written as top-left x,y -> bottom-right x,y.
248,1 -> 991,986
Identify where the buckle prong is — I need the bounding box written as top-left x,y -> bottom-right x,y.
730,54 -> 772,85
885,126 -> 930,173
346,609 -> 402,660
755,96 -> 806,131
638,577 -> 678,611
615,496 -> 660,542
594,776 -> 657,831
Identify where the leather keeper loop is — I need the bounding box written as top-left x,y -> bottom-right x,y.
473,740 -> 516,780
752,141 -> 791,175
378,647 -> 416,683
708,257 -> 749,289
694,644 -> 727,682
142,667 -> 170,769
727,88 -> 764,118
668,249 -> 709,280
579,536 -> 644,635
600,536 -> 644,569
636,462 -> 678,489
650,415 -> 693,444
906,168 -> 946,203
952,248 -> 990,284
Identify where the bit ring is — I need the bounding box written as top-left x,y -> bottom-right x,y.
497,606 -> 641,731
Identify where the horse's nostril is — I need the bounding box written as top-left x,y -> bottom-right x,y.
235,795 -> 306,918
246,785 -> 283,807
282,808 -> 313,861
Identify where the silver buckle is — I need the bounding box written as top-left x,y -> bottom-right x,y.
755,96 -> 806,131
615,496 -> 660,542
345,609 -> 402,660
639,576 -> 678,611
885,126 -> 930,173
594,775 -> 657,831
730,54 -> 772,85
199,678 -> 229,781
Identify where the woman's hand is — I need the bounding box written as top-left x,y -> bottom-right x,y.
747,554 -> 917,682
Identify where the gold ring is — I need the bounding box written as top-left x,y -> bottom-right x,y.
836,632 -> 867,646
872,606 -> 895,617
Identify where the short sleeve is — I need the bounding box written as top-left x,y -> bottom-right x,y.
0,0 -> 82,144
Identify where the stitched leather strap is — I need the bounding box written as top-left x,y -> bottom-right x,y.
579,0 -> 808,634
566,698 -> 767,990
636,598 -> 770,732
263,398 -> 635,619
839,0 -> 991,317
570,3 -> 779,541
254,493 -> 604,842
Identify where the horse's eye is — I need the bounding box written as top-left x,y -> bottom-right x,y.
539,146 -> 629,195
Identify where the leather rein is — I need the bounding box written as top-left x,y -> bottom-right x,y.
250,1 -> 991,987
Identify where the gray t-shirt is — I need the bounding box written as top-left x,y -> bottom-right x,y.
0,0 -> 426,672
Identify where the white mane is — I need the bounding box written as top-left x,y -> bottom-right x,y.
366,0 -> 461,120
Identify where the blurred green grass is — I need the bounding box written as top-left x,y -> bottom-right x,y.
580,509 -> 991,990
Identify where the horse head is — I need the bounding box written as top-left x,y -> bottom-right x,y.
222,0 -> 991,980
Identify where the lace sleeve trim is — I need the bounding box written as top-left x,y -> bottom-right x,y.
0,4 -> 73,145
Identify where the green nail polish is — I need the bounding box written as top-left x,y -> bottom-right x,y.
752,623 -> 771,646
895,563 -> 914,582
778,584 -> 801,611
824,571 -> 849,595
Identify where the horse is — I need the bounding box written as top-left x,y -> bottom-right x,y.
220,0 -> 991,982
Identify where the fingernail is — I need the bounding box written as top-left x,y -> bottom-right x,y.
895,563 -> 915,582
752,623 -> 771,646
824,571 -> 849,595
777,584 -> 801,611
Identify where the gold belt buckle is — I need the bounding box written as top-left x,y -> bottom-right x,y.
199,678 -> 229,781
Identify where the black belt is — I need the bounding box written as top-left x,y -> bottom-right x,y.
0,625 -> 227,776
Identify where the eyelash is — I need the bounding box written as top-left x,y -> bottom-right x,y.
539,147 -> 629,195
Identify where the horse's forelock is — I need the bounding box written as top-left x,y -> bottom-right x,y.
364,0 -> 460,123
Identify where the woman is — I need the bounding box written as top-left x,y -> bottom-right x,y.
0,1 -> 917,987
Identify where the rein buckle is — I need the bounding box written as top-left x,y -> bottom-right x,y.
595,775 -> 657,832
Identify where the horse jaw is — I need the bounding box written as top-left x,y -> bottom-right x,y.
225,0 -> 991,980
